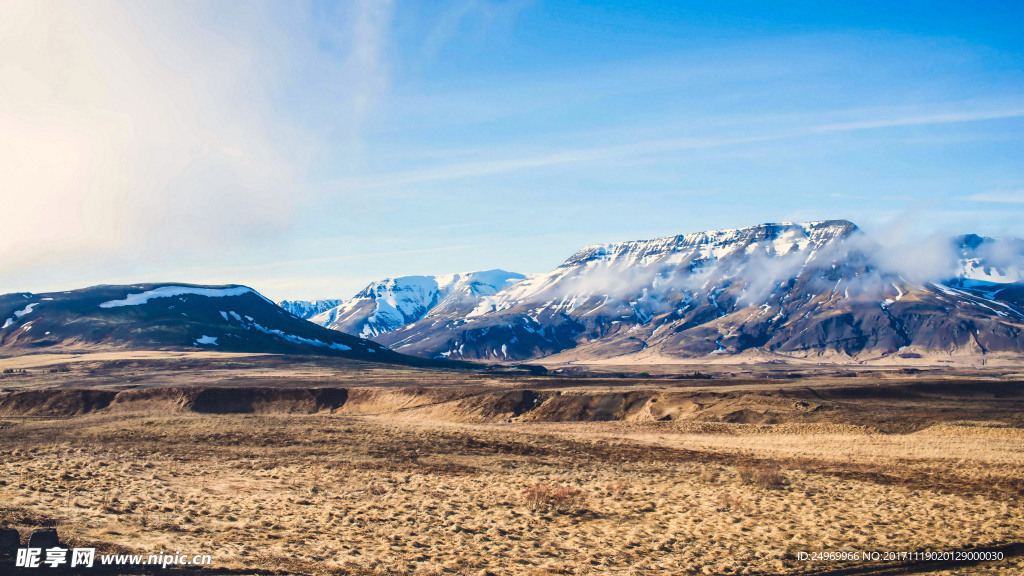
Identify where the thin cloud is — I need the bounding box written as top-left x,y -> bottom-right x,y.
422,0 -> 533,58
325,106 -> 1024,192
957,190 -> 1024,204
804,109 -> 1024,134
346,0 -> 395,123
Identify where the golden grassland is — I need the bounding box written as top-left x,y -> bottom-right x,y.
2,409 -> 1022,575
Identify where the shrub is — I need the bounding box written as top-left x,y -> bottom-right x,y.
738,461 -> 785,489
698,467 -> 720,484
523,483 -> 586,512
607,479 -> 631,497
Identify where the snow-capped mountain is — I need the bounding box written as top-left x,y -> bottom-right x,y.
361,220 -> 1024,362
0,283 -> 396,360
277,299 -> 344,320
308,270 -> 526,339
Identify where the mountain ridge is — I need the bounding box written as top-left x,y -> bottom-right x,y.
6,221 -> 1021,366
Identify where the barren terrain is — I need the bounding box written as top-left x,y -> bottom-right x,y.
1,353 -> 1022,575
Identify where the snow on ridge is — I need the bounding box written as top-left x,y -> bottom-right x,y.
3,303 -> 38,329
248,320 -> 352,351
214,309 -> 361,352
194,335 -> 218,345
308,307 -> 341,327
957,258 -> 1023,285
99,286 -> 262,308
564,221 -> 854,266
452,221 -> 861,325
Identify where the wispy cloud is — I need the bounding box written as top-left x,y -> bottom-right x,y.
325,105 -> 1024,192
804,109 -> 1024,134
957,190 -> 1024,204
346,0 -> 395,123
422,0 -> 532,59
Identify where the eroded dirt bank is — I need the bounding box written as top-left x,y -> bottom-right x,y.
2,380 -> 1022,432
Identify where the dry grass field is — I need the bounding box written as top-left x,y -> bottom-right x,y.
1,354 -> 1023,575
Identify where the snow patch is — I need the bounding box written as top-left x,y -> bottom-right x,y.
3,303 -> 38,329
100,286 -> 263,308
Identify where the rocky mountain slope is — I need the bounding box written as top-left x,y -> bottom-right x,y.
308,270 -> 526,339
0,284 -> 396,361
349,221 -> 1024,362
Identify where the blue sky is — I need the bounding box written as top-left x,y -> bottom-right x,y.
2,1 -> 1023,299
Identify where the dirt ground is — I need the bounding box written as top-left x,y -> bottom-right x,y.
1,354 -> 1023,575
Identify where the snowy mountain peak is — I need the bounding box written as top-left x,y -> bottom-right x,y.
309,270 -> 526,338
278,299 -> 345,320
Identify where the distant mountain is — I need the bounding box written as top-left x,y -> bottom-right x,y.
0,283 -> 395,360
308,270 -> 526,338
278,299 -> 344,320
351,221 -> 1024,362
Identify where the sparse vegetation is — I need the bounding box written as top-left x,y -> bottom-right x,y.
698,466 -> 720,484
737,460 -> 786,489
1,357 -> 1023,574
523,483 -> 586,512
1,410 -> 1022,575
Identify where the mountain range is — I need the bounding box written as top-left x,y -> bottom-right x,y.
3,220 -> 1021,365
282,220 -> 1024,363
